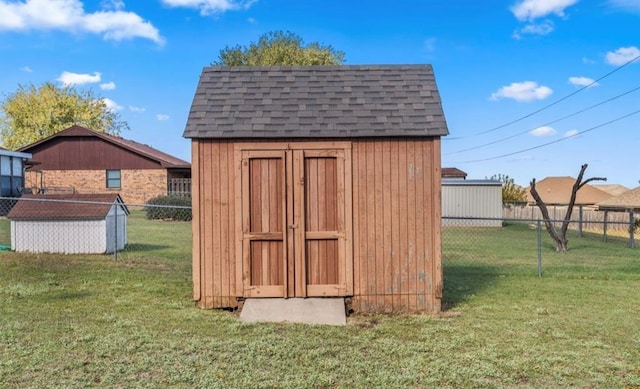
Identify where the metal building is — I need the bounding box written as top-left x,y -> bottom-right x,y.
442,179 -> 502,227
7,194 -> 128,254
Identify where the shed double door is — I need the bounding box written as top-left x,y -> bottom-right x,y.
238,144 -> 352,298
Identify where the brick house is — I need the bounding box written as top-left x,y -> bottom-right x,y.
20,125 -> 190,204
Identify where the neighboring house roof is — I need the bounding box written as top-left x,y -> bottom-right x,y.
7,193 -> 129,220
525,176 -> 613,205
183,65 -> 449,139
592,184 -> 630,197
597,186 -> 640,212
19,125 -> 190,169
442,167 -> 467,179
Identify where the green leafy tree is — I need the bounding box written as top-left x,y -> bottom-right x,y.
0,82 -> 128,150
214,31 -> 345,66
489,174 -> 527,203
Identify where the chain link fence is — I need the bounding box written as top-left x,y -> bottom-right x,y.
0,196 -> 191,260
2,196 -> 638,280
442,215 -> 640,280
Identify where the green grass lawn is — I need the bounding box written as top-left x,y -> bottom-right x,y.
0,217 -> 10,248
1,215 -> 639,388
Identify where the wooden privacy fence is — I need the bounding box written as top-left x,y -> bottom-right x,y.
504,205 -> 635,232
168,178 -> 191,197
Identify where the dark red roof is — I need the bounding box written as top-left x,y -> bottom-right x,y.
7,193 -> 129,220
19,125 -> 190,169
442,167 -> 467,179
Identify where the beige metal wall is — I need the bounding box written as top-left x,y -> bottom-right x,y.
442,181 -> 502,227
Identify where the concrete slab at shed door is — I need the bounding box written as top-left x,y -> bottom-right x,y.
240,298 -> 346,326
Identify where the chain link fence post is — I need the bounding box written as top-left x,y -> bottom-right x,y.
114,200 -> 118,261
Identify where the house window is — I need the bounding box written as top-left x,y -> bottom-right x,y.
106,170 -> 121,188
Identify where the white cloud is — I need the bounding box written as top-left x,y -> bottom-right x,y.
161,0 -> 256,15
564,129 -> 579,138
530,126 -> 557,136
605,46 -> 640,66
568,76 -> 598,87
129,105 -> 146,112
103,98 -> 122,112
511,0 -> 579,21
0,0 -> 163,44
100,0 -> 124,10
582,56 -> 596,64
156,114 -> 170,121
21,66 -> 33,72
607,0 -> 640,12
247,16 -> 256,23
490,81 -> 553,102
513,19 -> 554,39
57,71 -> 101,86
100,81 -> 116,90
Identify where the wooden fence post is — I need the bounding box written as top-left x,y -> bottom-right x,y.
629,210 -> 635,249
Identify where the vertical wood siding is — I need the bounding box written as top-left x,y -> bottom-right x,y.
351,138 -> 442,312
192,138 -> 442,312
192,140 -> 238,308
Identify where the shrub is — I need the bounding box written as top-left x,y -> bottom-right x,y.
144,195 -> 192,221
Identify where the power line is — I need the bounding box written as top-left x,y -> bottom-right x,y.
445,53 -> 640,140
445,84 -> 640,155
448,109 -> 640,164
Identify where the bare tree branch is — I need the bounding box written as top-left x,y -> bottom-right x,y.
560,164 -> 607,240
531,163 -> 607,252
530,178 -> 564,250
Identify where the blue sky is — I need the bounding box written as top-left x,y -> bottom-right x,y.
1,0 -> 639,188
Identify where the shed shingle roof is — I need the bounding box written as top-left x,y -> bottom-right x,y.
7,193 -> 128,220
183,65 -> 449,139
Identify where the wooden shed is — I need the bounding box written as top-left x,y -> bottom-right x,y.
183,65 -> 449,313
7,193 -> 128,254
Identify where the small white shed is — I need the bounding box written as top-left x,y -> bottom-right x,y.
7,193 -> 128,254
442,179 -> 502,227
